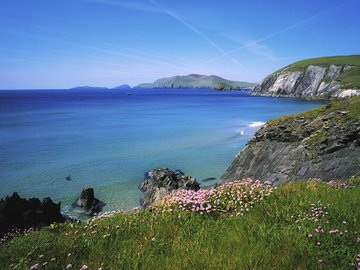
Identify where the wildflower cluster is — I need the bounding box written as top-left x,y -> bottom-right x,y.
0,227 -> 34,245
293,202 -> 329,225
308,178 -> 350,189
352,254 -> 360,269
27,260 -> 103,270
154,179 -> 274,216
293,202 -> 359,267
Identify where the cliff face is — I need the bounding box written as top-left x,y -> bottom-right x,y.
221,97 -> 360,185
252,56 -> 360,99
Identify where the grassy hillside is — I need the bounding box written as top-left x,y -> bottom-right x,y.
1,176 -> 359,270
287,55 -> 360,71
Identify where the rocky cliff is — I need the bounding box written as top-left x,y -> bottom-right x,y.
252,55 -> 360,99
134,74 -> 256,90
221,97 -> 360,185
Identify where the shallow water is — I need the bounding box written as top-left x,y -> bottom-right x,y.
0,89 -> 323,217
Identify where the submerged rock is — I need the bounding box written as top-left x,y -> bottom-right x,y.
73,187 -> 105,215
202,177 -> 217,182
0,192 -> 65,237
140,168 -> 200,208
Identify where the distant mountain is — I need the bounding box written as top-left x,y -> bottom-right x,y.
70,86 -> 108,90
111,84 -> 131,90
134,74 -> 256,90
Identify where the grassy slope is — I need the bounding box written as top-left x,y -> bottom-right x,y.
1,177 -> 359,270
287,55 -> 360,71
276,55 -> 360,89
268,96 -> 360,125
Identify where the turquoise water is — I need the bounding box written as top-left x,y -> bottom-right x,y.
0,89 -> 322,217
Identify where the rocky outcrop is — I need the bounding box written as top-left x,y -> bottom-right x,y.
73,187 -> 105,215
221,97 -> 360,185
140,168 -> 200,208
0,193 -> 65,237
252,57 -> 360,99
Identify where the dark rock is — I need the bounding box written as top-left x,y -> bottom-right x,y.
222,105 -> 360,185
140,168 -> 200,208
72,187 -> 105,215
0,193 -> 65,238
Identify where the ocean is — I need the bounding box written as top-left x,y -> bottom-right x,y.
0,89 -> 323,218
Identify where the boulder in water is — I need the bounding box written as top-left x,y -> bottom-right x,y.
73,187 -> 105,215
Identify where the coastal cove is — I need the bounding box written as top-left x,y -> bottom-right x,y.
0,89 -> 323,218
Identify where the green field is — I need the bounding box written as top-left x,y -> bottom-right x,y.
1,176 -> 359,270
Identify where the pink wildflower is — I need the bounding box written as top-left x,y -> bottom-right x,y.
30,264 -> 39,270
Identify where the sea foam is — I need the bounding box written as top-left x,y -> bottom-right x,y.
248,121 -> 265,127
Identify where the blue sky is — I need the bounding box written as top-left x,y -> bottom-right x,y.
0,0 -> 359,89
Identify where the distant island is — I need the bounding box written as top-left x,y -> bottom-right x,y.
111,84 -> 131,90
134,74 -> 256,90
69,75 -> 256,91
70,84 -> 131,90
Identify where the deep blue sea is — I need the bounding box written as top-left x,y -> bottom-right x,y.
0,89 -> 323,217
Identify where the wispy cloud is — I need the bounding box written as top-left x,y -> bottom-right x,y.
241,39 -> 276,60
81,0 -> 162,13
200,0 -> 354,66
149,0 -> 241,67
0,21 -> 194,72
219,32 -> 278,62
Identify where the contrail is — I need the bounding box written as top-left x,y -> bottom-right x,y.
199,0 -> 354,66
149,0 -> 241,66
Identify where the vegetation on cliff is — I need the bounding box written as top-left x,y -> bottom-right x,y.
286,55 -> 360,72
267,96 -> 360,147
222,97 -> 360,184
252,55 -> 360,98
1,176 -> 359,270
286,55 -> 360,90
268,96 -> 360,127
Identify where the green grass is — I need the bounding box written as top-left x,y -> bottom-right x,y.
286,55 -> 360,72
1,177 -> 359,270
268,96 -> 360,127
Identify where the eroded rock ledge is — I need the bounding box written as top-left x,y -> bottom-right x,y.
221,97 -> 360,185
